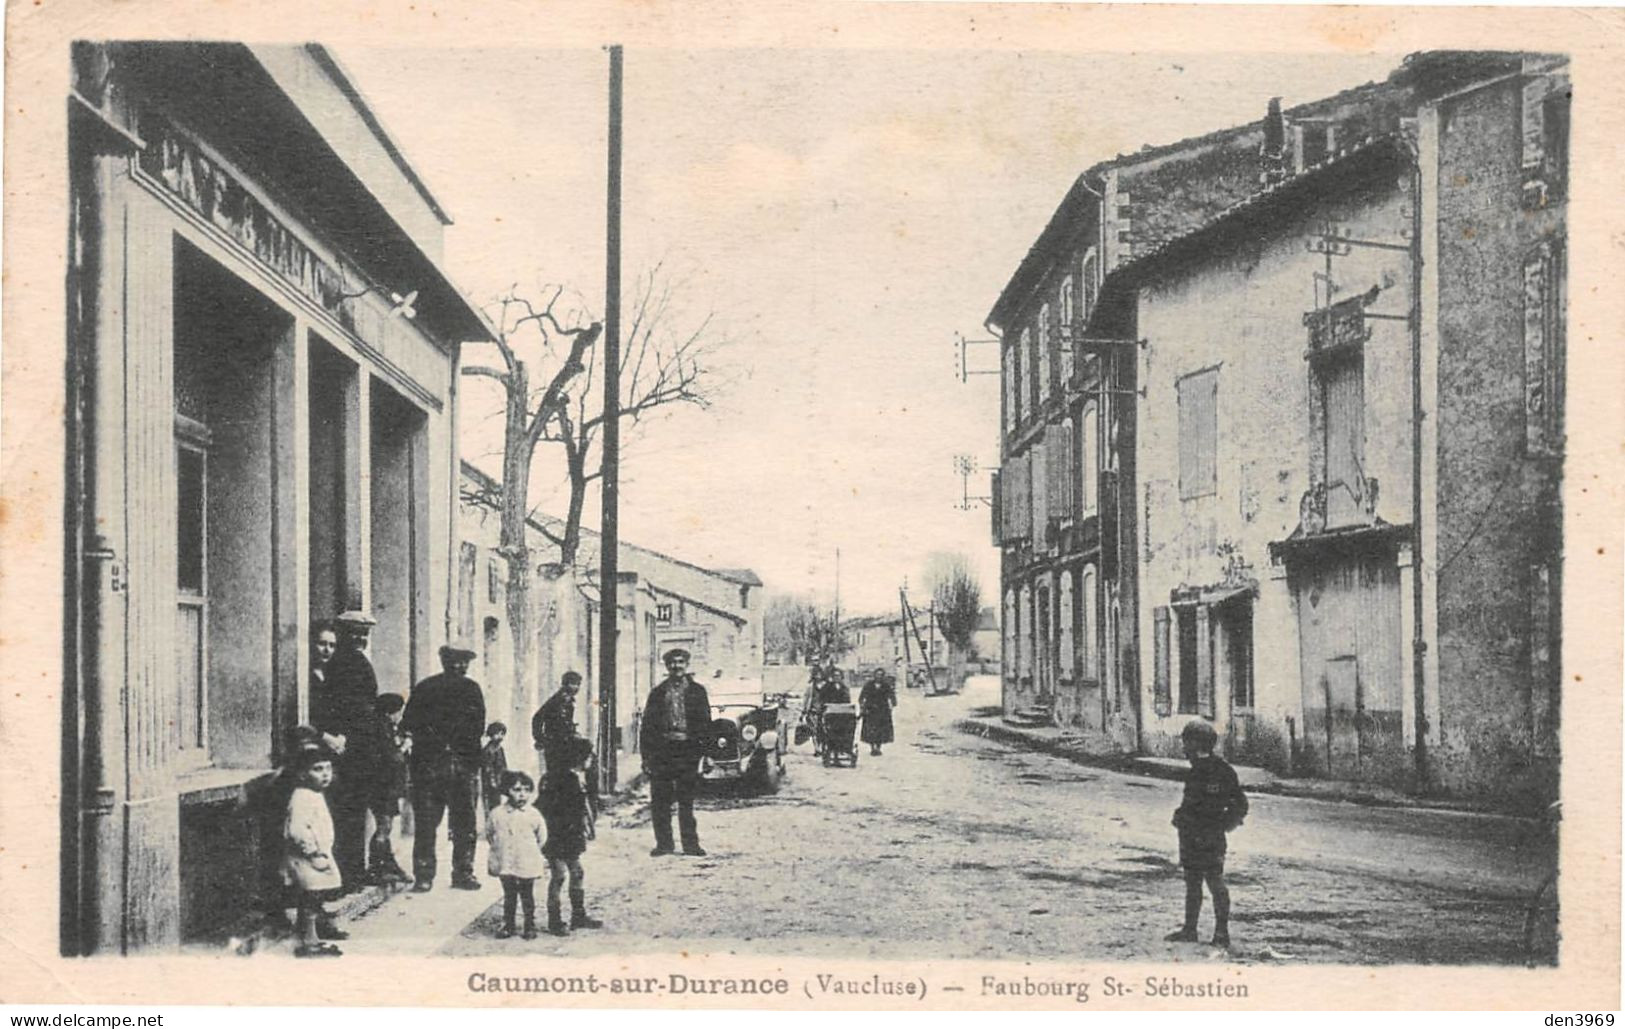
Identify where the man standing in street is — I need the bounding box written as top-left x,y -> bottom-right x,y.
639,648 -> 712,857
310,610 -> 379,891
532,671 -> 583,776
403,642 -> 486,892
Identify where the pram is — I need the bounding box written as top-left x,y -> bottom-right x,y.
819,703 -> 859,767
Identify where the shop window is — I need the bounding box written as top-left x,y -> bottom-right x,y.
176,433 -> 208,758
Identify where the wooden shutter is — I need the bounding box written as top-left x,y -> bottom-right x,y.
1178,369 -> 1218,499
1195,602 -> 1215,718
1152,605 -> 1171,716
990,469 -> 1003,545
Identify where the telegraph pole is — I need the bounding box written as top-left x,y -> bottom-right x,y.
598,45 -> 623,791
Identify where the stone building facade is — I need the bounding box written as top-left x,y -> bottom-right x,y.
61,43 -> 494,951
989,52 -> 1567,806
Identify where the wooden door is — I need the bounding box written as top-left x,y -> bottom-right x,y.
1324,655 -> 1361,777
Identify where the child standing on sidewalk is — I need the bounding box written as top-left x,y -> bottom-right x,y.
368,693 -> 413,884
486,770 -> 547,939
480,722 -> 509,814
540,737 -> 603,936
283,744 -> 345,958
1166,719 -> 1249,948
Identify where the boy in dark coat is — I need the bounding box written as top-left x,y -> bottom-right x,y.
539,736 -> 603,936
367,694 -> 412,884
1166,719 -> 1249,948
480,722 -> 509,814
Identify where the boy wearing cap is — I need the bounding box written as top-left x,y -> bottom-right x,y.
402,642 -> 487,891
639,648 -> 712,857
1166,719 -> 1249,948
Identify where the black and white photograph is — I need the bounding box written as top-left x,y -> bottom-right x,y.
1,0 -> 1619,1012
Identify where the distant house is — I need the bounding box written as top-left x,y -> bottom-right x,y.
458,462 -> 763,765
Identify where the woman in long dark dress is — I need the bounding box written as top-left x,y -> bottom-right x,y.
858,671 -> 896,756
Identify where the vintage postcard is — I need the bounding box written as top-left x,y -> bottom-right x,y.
1,0 -> 1620,1012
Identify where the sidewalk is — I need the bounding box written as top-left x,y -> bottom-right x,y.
230,770 -> 651,956
953,712 -> 1522,818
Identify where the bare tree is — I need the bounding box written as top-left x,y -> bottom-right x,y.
460,288 -> 601,713
459,267 -> 723,713
537,264 -> 718,566
763,595 -> 849,666
925,552 -> 983,691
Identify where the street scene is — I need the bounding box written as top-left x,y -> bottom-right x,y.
48,36 -> 1570,973
274,677 -> 1548,965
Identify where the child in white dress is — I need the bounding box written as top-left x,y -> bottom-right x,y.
282,746 -> 344,957
485,770 -> 548,939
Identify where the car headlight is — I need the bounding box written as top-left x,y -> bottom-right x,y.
741,724 -> 759,743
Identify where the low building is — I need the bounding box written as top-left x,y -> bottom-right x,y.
457,463 -> 762,772
61,43 -> 494,951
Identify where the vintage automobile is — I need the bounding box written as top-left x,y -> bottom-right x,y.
698,682 -> 792,793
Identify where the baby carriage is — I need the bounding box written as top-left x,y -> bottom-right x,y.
819,703 -> 859,768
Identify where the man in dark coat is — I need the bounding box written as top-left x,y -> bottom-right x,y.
309,609 -> 379,891
532,671 -> 582,776
402,642 -> 486,891
639,648 -> 712,857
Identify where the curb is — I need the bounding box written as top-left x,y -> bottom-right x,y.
952,716 -> 1525,820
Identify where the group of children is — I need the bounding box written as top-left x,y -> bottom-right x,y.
279,709 -> 603,956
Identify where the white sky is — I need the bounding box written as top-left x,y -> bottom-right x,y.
337,47 -> 1401,615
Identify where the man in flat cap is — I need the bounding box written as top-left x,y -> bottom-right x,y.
402,642 -> 486,891
532,670 -> 583,777
639,648 -> 712,857
310,609 -> 379,890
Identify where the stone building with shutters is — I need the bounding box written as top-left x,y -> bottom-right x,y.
61,43 -> 495,952
989,52 -> 1567,806
988,71 -> 1414,749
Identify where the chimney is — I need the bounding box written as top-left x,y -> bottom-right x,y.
1260,96 -> 1292,184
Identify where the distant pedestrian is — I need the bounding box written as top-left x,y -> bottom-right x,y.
532,672 -> 581,776
540,737 -> 603,935
282,744 -> 344,958
367,694 -> 413,884
402,642 -> 486,892
486,771 -> 548,940
859,670 -> 896,757
480,722 -> 509,813
640,648 -> 711,857
1165,720 -> 1248,948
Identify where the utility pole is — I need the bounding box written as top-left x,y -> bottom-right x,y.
598,44 -> 623,792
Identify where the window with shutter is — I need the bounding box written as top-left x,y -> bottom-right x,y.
1030,440 -> 1048,546
1152,606 -> 1171,716
1081,403 -> 1099,517
1058,573 -> 1075,678
1322,353 -> 1366,527
1021,327 -> 1034,418
1037,304 -> 1051,402
1177,368 -> 1219,500
1082,564 -> 1098,680
1005,341 -> 1019,434
1059,275 -> 1075,387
